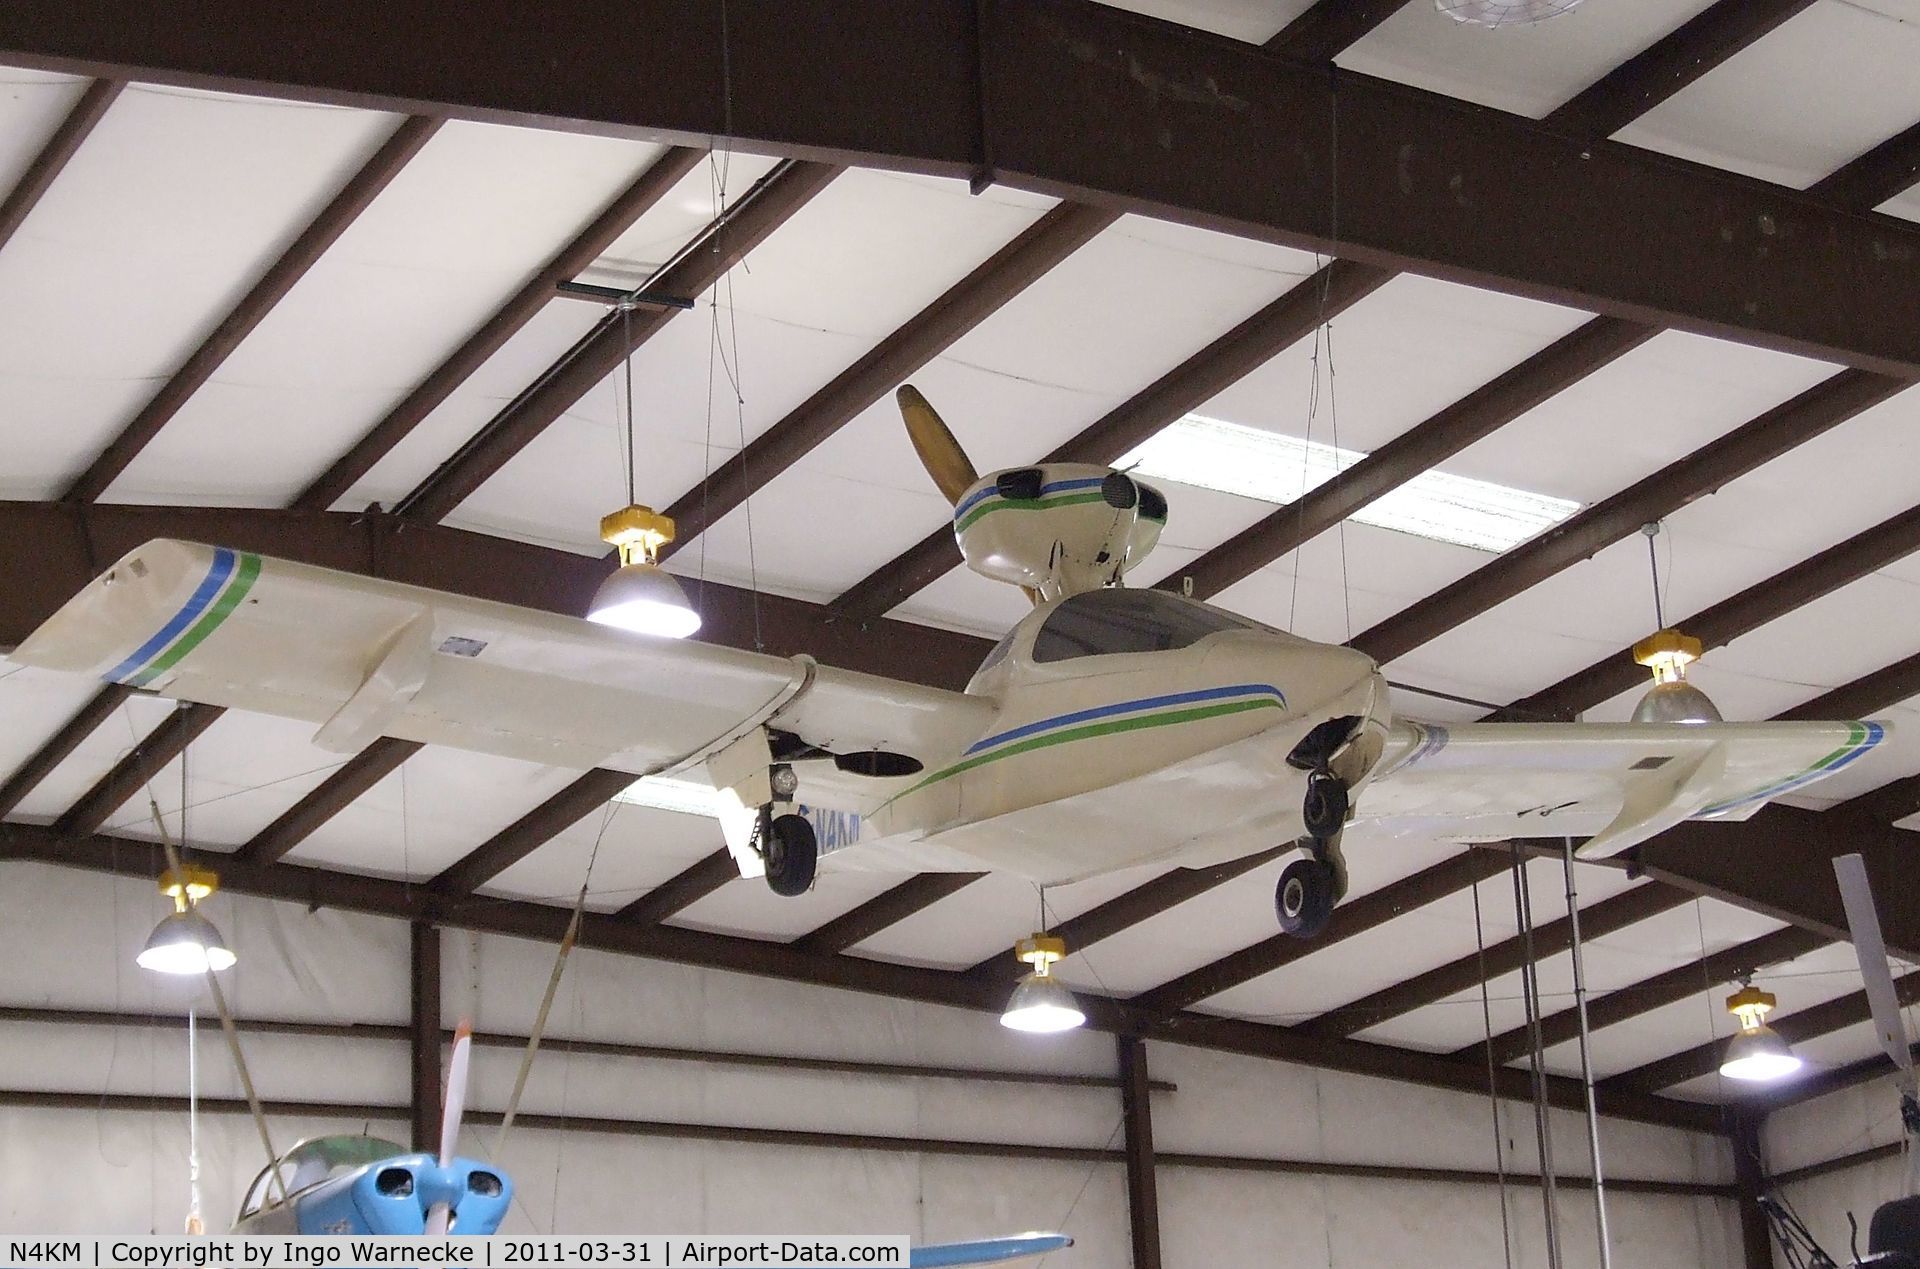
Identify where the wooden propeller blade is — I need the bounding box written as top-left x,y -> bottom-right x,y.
897,384 -> 978,506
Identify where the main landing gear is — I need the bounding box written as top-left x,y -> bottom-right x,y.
756,762 -> 817,897
1276,769 -> 1351,940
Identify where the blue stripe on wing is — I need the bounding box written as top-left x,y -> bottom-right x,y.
911,1235 -> 1073,1267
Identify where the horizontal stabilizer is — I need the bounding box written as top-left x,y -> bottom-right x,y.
911,1234 -> 1073,1267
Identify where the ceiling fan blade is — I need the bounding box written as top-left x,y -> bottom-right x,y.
1834,853 -> 1917,1091
897,385 -> 979,507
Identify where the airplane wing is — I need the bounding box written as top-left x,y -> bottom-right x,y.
911,1235 -> 1073,1267
1360,717 -> 1887,856
11,540 -> 994,787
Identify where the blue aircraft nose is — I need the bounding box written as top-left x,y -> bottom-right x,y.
295,1153 -> 512,1235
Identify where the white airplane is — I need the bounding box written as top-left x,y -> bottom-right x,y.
11,387 -> 1887,937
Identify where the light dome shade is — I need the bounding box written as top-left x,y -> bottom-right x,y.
1000,971 -> 1086,1033
1720,1024 -> 1802,1082
1632,679 -> 1724,725
587,562 -> 701,638
1436,0 -> 1584,26
136,910 -> 236,975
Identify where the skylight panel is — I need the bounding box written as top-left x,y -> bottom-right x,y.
1116,414 -> 1580,552
614,774 -> 722,818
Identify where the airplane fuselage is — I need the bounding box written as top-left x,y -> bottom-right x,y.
851,589 -> 1387,885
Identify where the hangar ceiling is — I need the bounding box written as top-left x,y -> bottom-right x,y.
1,0 -> 1918,1141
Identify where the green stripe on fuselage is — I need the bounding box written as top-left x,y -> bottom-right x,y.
130,552 -> 262,687
881,695 -> 1283,811
954,490 -> 1109,534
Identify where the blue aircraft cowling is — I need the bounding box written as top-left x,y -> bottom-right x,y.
291,1153 -> 512,1235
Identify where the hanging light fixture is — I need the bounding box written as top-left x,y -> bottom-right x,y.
587,314 -> 700,639
587,504 -> 701,638
1631,523 -> 1721,725
137,866 -> 236,975
1000,933 -> 1085,1034
1720,980 -> 1802,1082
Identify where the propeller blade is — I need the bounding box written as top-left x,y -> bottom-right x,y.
440,1022 -> 473,1169
1833,853 -> 1917,1092
424,1022 -> 472,1236
898,385 -> 978,506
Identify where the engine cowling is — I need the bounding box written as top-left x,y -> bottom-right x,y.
952,463 -> 1167,600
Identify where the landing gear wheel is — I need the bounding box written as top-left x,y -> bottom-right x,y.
1302,770 -> 1349,840
1276,858 -> 1336,939
762,812 -> 818,897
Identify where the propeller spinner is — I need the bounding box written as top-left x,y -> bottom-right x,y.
894,385 -> 1168,603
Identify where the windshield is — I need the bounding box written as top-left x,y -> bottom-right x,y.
239,1135 -> 409,1218
1032,589 -> 1253,663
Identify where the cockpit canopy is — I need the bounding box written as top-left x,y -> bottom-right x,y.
238,1135 -> 409,1220
970,587 -> 1273,693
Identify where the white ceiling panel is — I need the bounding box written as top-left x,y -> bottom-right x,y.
1358,898 -> 1788,1055
106,122 -> 665,506
0,68 -> 88,193
1339,0 -> 1719,121
1061,832 -> 1466,997
1200,859 -> 1640,1024
671,869 -> 913,943
0,85 -> 399,500
678,217 -> 1319,599
481,799 -> 737,913
338,154 -> 783,513
1094,0 -> 1312,42
6,690 -> 181,824
0,663 -> 111,789
444,170 -> 1056,563
846,865 -> 1169,971
1616,1 -> 1920,189
282,744 -> 583,881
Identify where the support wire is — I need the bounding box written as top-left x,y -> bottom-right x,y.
1561,837 -> 1613,1269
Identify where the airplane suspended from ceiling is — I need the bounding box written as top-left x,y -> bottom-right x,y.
11,386 -> 1890,938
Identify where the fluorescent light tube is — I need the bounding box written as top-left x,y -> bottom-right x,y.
1117,414 -> 1580,553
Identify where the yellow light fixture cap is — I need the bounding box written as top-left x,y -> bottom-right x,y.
1015,932 -> 1067,975
600,504 -> 676,565
1633,628 -> 1703,683
1726,983 -> 1777,1029
158,865 -> 219,909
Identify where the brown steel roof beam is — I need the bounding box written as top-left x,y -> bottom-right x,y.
793,872 -> 985,955
1844,773 -> 1920,827
63,114 -> 441,504
1457,924 -> 1828,1068
1351,369 -> 1908,666
16,0 -> 1920,374
295,144 -> 704,511
1,820 -> 1715,1130
1165,316 -> 1655,603
237,736 -> 421,866
1498,501 -> 1920,721
1780,650 -> 1920,723
658,202 -> 1117,553
617,849 -> 738,924
0,683 -> 132,819
1262,0 -> 1407,62
1810,119 -> 1920,211
1302,881 -> 1692,1040
395,160 -> 840,524
1542,0 -> 1817,144
52,701 -> 224,837
1603,967 -> 1920,1093
429,767 -> 637,898
0,77 -> 122,254
1132,848 -> 1509,1016
833,259 -> 1393,619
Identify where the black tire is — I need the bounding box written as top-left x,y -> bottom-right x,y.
1302,771 -> 1349,839
763,812 -> 818,897
1276,858 -> 1336,939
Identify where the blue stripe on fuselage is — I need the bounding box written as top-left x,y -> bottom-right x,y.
963,683 -> 1287,756
952,475 -> 1108,521
102,547 -> 235,684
